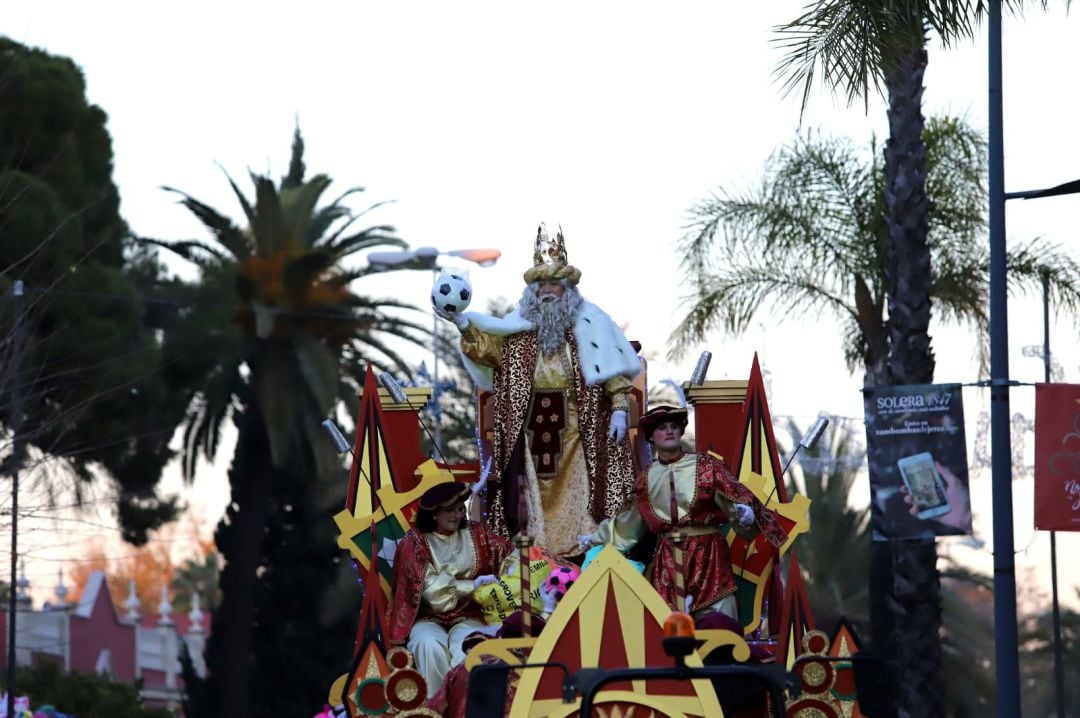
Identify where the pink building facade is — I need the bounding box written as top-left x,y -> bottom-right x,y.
0,569 -> 207,712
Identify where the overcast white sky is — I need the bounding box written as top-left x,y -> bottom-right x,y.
3,2 -> 1079,609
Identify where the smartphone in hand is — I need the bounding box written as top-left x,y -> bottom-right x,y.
897,452 -> 952,519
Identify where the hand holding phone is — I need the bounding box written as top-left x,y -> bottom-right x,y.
897,452 -> 952,519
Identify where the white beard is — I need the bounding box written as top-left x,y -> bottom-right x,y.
519,285 -> 583,355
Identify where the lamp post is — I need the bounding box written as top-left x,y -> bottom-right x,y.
989,3 -> 1080,711
367,246 -> 501,452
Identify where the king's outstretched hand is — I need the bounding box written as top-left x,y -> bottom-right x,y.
433,304 -> 469,330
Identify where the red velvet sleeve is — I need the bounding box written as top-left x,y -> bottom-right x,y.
385,530 -> 428,646
700,454 -> 788,549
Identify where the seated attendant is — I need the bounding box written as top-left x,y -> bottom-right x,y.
386,481 -> 511,691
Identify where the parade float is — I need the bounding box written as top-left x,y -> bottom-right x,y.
320,232 -> 877,717
319,357 -> 880,718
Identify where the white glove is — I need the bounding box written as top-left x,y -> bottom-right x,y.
539,581 -> 559,615
473,574 -> 497,589
578,534 -> 595,553
434,305 -> 469,330
732,503 -> 755,527
608,410 -> 628,442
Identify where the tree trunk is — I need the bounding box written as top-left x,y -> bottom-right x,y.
210,406 -> 272,717
871,27 -> 946,718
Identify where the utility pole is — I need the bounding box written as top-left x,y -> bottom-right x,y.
6,280 -> 25,717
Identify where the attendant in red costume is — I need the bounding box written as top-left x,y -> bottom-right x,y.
386,482 -> 511,692
588,405 -> 787,619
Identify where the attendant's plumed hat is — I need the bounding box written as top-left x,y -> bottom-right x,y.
418,481 -> 470,511
638,404 -> 689,441
523,223 -> 581,286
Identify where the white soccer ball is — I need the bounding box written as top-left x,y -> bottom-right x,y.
430,268 -> 472,315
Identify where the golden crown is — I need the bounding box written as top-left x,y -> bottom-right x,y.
524,222 -> 581,285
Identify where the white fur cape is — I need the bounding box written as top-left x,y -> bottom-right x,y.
459,300 -> 641,392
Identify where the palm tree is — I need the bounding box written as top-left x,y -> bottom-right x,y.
670,118 -> 1080,374
672,116 -> 1080,716
143,129 -> 427,715
771,4 -> 1069,715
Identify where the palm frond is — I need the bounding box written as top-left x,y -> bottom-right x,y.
282,251 -> 337,294
305,203 -> 352,247
250,175 -> 288,255
925,116 -> 987,247
1004,238 -> 1080,318
772,1 -> 995,113
280,174 -> 333,248
773,0 -> 888,111
218,164 -> 256,228
668,265 -> 858,360
680,133 -> 881,284
331,226 -> 405,256
162,186 -> 253,260
324,269 -> 367,289
139,236 -> 228,265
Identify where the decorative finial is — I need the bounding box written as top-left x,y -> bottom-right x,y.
54,567 -> 69,605
125,578 -> 141,622
189,591 -> 205,634
157,586 -> 174,626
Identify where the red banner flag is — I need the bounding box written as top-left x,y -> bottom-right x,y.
1034,383 -> 1080,531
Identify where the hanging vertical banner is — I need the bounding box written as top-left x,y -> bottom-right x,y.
864,383 -> 973,540
1034,383 -> 1080,531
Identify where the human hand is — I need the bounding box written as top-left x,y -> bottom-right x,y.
609,410 -> 628,442
900,462 -> 972,530
433,303 -> 469,330
539,581 -> 559,614
473,574 -> 498,590
732,503 -> 755,527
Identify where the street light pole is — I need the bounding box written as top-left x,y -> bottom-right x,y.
987,4 -> 1022,716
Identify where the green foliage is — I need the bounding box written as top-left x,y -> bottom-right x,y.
0,38 -> 179,543
142,127 -> 428,483
772,0 -> 1064,112
0,661 -> 172,718
671,116 -> 1080,380
146,130 -> 421,715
